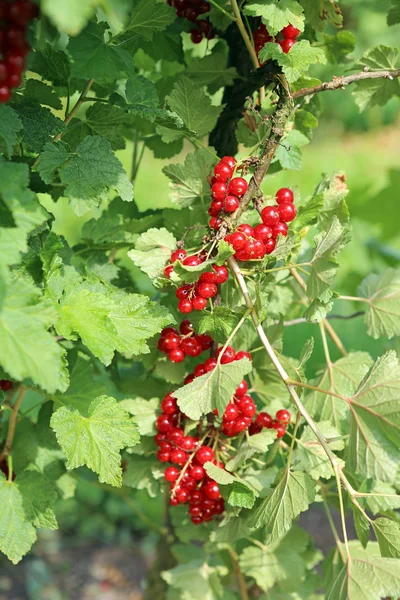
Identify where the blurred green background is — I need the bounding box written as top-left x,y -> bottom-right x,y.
5,1 -> 399,597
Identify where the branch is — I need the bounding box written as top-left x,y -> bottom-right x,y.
54,78 -> 94,142
0,386 -> 26,463
282,311 -> 365,326
292,68 -> 400,99
228,548 -> 249,600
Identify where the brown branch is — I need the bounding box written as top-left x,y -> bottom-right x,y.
228,548 -> 249,600
54,78 -> 94,142
291,68 -> 400,99
0,386 -> 26,463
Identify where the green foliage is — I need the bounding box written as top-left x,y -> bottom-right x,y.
357,268 -> 400,339
259,41 -> 327,83
351,46 -> 400,111
243,0 -> 304,36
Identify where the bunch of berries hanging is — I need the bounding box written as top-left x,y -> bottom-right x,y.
254,22 -> 301,59
0,0 -> 39,102
165,0 -> 214,44
158,320 -> 213,363
209,156 -> 248,230
225,187 -> 297,261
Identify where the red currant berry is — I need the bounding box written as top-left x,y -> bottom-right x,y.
235,350 -> 252,361
170,496 -> 179,506
209,216 -> 222,230
276,187 -> 294,204
183,255 -> 202,267
199,271 -> 217,285
5,27 -> 26,50
214,498 -> 225,514
0,63 -> 7,83
276,409 -> 291,424
235,380 -> 248,396
253,29 -> 270,46
190,464 -> 206,481
211,181 -> 227,201
264,238 -> 276,254
161,394 -> 178,415
228,231 -> 246,250
164,265 -> 174,278
282,24 -> 301,39
8,0 -> 38,25
197,282 -> 218,299
192,295 -> 207,310
249,422 -> 263,435
198,1 -> 210,13
235,248 -> 251,262
208,200 -> 223,217
180,337 -> 202,357
214,162 -> 233,182
185,6 -> 198,21
197,333 -> 213,350
4,52 -> 25,74
204,481 -> 221,500
180,436 -> 197,451
221,156 -> 237,168
155,433 -> 166,446
167,427 -> 184,444
204,357 -> 217,372
212,264 -> 229,284
237,223 -> 254,237
273,423 -> 286,438
217,345 -> 236,363
279,38 -> 295,53
164,333 -> 181,350
190,490 -> 204,505
189,505 -> 202,517
168,348 -> 185,362
194,363 -> 206,377
178,299 -> 193,314
272,222 -> 288,237
176,487 -> 190,502
184,374 -> 196,385
0,380 -> 13,392
179,319 -> 193,335
156,414 -> 173,433
190,29 -> 203,43
223,403 -> 240,422
261,206 -> 280,226
176,285 -> 190,300
170,449 -> 188,465
254,223 -> 273,242
253,239 -> 266,258
228,177 -> 248,197
157,450 -> 170,462
256,412 -> 273,428
197,19 -> 210,34
196,446 -> 214,464
278,202 -> 297,223
191,515 -> 203,525
171,248 -> 187,262
165,466 -> 180,482
224,195 -> 239,212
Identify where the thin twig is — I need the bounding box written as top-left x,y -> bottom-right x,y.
228,548 -> 249,600
282,311 -> 364,326
0,386 -> 26,462
292,68 -> 400,99
54,78 -> 94,142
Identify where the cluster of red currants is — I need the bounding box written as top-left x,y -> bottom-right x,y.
158,320 -> 213,363
0,379 -> 13,391
166,0 -> 214,44
250,408 -> 291,438
253,22 -> 301,58
220,379 -> 257,436
0,0 -> 39,102
155,392 -> 224,525
224,187 -> 297,261
209,156 -> 248,230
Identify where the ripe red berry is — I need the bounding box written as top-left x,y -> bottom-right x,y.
183,255 -> 202,267
178,298 -> 193,314
254,223 -> 273,242
194,363 -> 206,377
204,357 -> 217,372
249,422 -> 263,435
0,380 -> 13,391
278,202 -> 297,223
276,187 -> 294,204
282,24 -> 301,39
279,38 -> 295,53
168,347 -> 185,362
223,403 -> 240,422
192,295 -> 208,310
209,216 -> 222,230
190,29 -> 203,43
197,333 -> 213,350
180,436 -> 197,451
200,271 -> 217,284
190,490 -> 204,505
180,337 -> 202,357
155,433 -> 166,446
208,200 -> 223,217
165,466 -> 180,482
272,222 -> 288,237
171,248 -> 187,262
210,264 -> 228,284
235,380 -> 248,396
5,27 -> 26,50
235,350 -> 252,361
273,422 -> 286,438
214,162 -> 233,182
179,319 -> 193,335
176,487 -> 190,502
253,239 -> 266,258
276,409 -> 291,424
228,177 -> 248,197
184,374 -> 196,385
237,223 -> 254,237
8,0 -> 38,25
197,19 -> 210,34
235,248 -> 250,262
4,52 -> 25,74
196,446 -> 214,464
221,156 -> 237,168
197,282 -> 218,299
264,238 -> 276,254
189,505 -> 202,517
239,398 -> 256,417
156,414 -> 173,433
161,394 -> 178,415
211,181 -> 227,201
167,427 -> 185,444
170,449 -> 188,465
217,345 -> 236,364
261,206 -> 280,226
198,1 -> 210,13
190,464 -> 206,481
224,195 -> 239,212
176,285 -> 190,300
204,481 -> 221,500
157,450 -> 170,462
228,231 -> 246,250
253,29 -> 270,46
164,265 -> 174,278
164,333 -> 181,350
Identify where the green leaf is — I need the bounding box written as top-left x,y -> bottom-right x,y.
56,284 -> 172,365
31,44 -> 71,86
353,508 -> 371,549
68,22 -> 128,81
236,114 -> 269,148
51,395 -> 140,486
171,240 -> 234,284
209,0 -> 234,31
186,42 -> 238,95
357,269 -> 400,340
299,0 -> 343,31
372,517 -> 400,558
348,351 -> 400,483
120,0 -> 176,42
259,41 -> 326,83
204,462 -> 235,485
0,105 -> 22,157
119,397 -> 159,436
40,0 -> 100,35
351,46 -> 400,111
13,100 -> 65,153
326,550 -> 400,600
125,74 -> 168,120
162,560 -> 224,600
323,31 -> 356,64
228,481 -> 256,509
387,0 -> 400,25
37,137 -> 133,215
128,227 -> 177,284
313,171 -> 350,228
163,148 -> 215,208
123,455 -> 161,497
305,352 -> 373,434
0,277 -> 66,393
173,358 -> 253,420
247,469 -> 316,540
243,0 -> 304,36
226,430 -> 277,471
166,76 -> 223,139
275,129 -> 309,170
292,421 -> 344,480
307,217 -> 351,300
189,307 -> 243,345
24,79 -> 63,110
